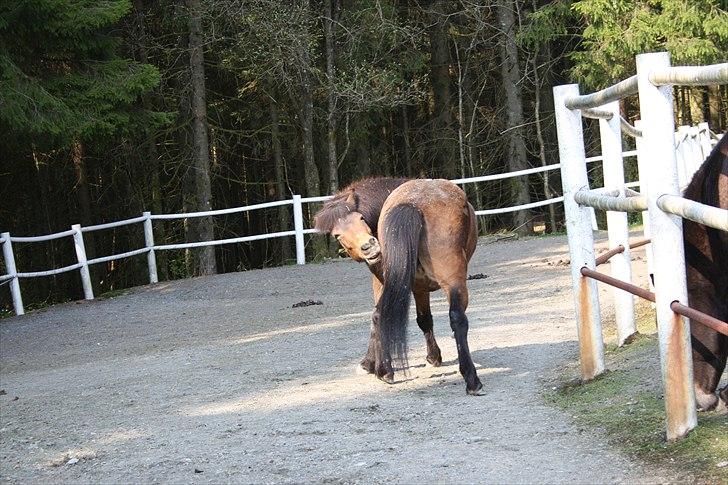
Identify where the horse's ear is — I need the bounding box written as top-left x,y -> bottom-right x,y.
345,190 -> 358,207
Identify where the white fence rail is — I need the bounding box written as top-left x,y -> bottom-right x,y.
554,51 -> 727,441
1,144 -> 653,318
1,120 -> 716,320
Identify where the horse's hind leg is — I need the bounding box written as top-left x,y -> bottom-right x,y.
446,284 -> 482,395
414,289 -> 442,367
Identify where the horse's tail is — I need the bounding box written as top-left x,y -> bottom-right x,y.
378,203 -> 423,369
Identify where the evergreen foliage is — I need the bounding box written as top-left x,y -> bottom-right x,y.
0,0 -> 725,311
570,0 -> 728,88
0,0 -> 164,146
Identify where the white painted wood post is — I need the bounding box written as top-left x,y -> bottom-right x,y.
634,120 -> 655,296
292,195 -> 306,265
697,122 -> 712,160
599,101 -> 636,345
1,233 -> 24,315
685,126 -> 702,176
554,84 -> 605,381
636,51 -> 696,441
675,126 -> 690,188
143,212 -> 158,284
72,224 -> 94,300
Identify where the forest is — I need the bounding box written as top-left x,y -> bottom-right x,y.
1,0 -> 726,312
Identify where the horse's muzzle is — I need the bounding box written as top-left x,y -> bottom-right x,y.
363,239 -> 381,265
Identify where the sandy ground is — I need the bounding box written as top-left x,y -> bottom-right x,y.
0,234 -> 676,484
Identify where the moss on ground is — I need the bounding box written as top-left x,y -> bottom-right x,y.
546,300 -> 727,482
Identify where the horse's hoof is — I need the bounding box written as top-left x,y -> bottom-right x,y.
378,373 -> 395,385
715,399 -> 728,415
426,355 -> 442,367
695,388 -> 718,412
466,381 -> 484,396
359,359 -> 375,374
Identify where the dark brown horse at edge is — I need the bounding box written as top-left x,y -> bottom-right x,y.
314,177 -> 483,395
683,131 -> 728,412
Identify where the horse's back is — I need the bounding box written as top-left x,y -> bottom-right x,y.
380,179 -> 474,249
379,179 -> 477,291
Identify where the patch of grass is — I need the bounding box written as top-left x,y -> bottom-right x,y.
547,300 -> 728,482
98,288 -> 130,299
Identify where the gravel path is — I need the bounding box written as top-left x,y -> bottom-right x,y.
0,234 -> 671,483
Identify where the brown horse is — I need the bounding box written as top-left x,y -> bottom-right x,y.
683,131 -> 728,412
314,177 -> 483,395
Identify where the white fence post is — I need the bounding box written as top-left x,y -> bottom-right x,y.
686,126 -> 701,176
636,51 -> 696,441
554,84 -> 605,381
72,224 -> 94,300
697,122 -> 713,159
143,212 -> 158,284
292,195 -> 306,265
599,101 -> 636,345
675,126 -> 690,188
2,233 -> 24,315
634,120 -> 655,296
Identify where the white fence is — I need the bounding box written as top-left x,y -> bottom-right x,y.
0,118 -> 717,320
554,51 -> 727,440
1,131 -> 652,318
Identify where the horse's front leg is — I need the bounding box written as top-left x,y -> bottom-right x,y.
372,304 -> 394,383
360,275 -> 383,374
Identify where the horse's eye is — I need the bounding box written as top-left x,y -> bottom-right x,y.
333,234 -> 340,240
360,216 -> 365,222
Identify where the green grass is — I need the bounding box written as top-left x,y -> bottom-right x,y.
546,300 -> 728,482
98,288 -> 131,299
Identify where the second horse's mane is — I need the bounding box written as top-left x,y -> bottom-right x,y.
313,177 -> 409,235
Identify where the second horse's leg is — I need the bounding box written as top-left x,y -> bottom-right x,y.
372,304 -> 394,383
361,275 -> 383,374
414,289 -> 442,367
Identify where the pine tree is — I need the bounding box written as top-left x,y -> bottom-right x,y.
570,0 -> 728,88
0,0 -> 164,147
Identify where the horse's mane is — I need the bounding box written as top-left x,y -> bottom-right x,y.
314,177 -> 409,235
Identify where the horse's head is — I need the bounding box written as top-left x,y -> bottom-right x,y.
314,190 -> 382,265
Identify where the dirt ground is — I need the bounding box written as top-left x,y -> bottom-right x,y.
0,234 -> 678,483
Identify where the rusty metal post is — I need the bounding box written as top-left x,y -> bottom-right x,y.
636,51 -> 697,440
554,84 -> 605,381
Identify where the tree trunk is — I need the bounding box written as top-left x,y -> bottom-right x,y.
132,0 -> 168,280
31,148 -> 56,300
324,0 -> 339,193
357,140 -> 371,177
427,0 -> 458,178
455,45 -> 467,180
531,50 -> 556,233
400,105 -> 413,176
299,0 -> 327,258
497,0 -> 532,235
71,139 -> 99,294
700,86 -> 710,124
270,98 -> 292,263
186,0 -> 217,275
